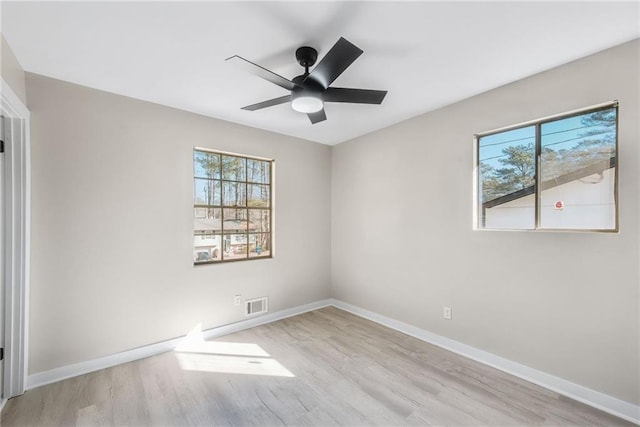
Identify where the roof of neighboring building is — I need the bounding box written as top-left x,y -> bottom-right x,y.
483,156 -> 615,209
194,217 -> 263,233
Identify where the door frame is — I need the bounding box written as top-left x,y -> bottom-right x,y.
1,77 -> 30,401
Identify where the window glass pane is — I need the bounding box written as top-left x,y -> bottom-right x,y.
194,208 -> 222,233
249,209 -> 270,233
194,151 -> 220,179
223,208 -> 248,233
222,155 -> 247,181
194,149 -> 272,263
222,182 -> 246,207
249,234 -> 270,258
539,108 -> 616,230
193,234 -> 222,263
194,179 -> 220,206
247,184 -> 270,207
223,234 -> 248,260
247,159 -> 270,184
478,126 -> 536,229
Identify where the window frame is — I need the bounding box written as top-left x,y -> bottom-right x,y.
473,101 -> 619,232
193,148 -> 274,264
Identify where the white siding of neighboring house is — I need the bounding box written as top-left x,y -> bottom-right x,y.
485,193 -> 536,230
486,168 -> 615,230
193,235 -> 219,249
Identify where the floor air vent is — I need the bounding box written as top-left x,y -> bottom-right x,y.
246,297 -> 268,316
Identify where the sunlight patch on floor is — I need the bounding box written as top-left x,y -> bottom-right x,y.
176,340 -> 270,357
175,353 -> 295,377
174,323 -> 295,377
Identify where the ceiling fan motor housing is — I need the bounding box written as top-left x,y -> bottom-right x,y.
295,46 -> 318,70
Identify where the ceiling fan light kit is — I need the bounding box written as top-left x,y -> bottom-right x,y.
227,37 -> 387,124
291,95 -> 323,114
290,61 -> 324,113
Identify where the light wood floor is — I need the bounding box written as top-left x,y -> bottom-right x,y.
0,307 -> 632,426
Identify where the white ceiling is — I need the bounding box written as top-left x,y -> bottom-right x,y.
2,1 -> 639,145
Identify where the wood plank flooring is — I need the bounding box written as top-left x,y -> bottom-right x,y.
0,307 -> 632,426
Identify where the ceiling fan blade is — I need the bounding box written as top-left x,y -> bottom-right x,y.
324,88 -> 387,104
308,109 -> 327,124
241,95 -> 291,111
226,55 -> 300,91
305,37 -> 363,89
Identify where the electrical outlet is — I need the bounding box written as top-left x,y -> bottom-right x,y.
234,295 -> 242,306
443,306 -> 452,320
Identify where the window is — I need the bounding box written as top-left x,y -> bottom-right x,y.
193,149 -> 272,263
475,103 -> 618,231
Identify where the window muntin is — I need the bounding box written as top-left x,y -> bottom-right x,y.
476,104 -> 618,232
193,150 -> 273,263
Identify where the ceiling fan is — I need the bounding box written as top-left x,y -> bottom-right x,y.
226,37 -> 387,124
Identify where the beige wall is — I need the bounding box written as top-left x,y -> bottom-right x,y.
26,74 -> 332,374
1,34 -> 27,105
331,39 -> 639,405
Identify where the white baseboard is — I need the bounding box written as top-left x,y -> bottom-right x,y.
26,298 -> 333,390
25,297 -> 639,425
329,299 -> 640,425
0,397 -> 7,413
